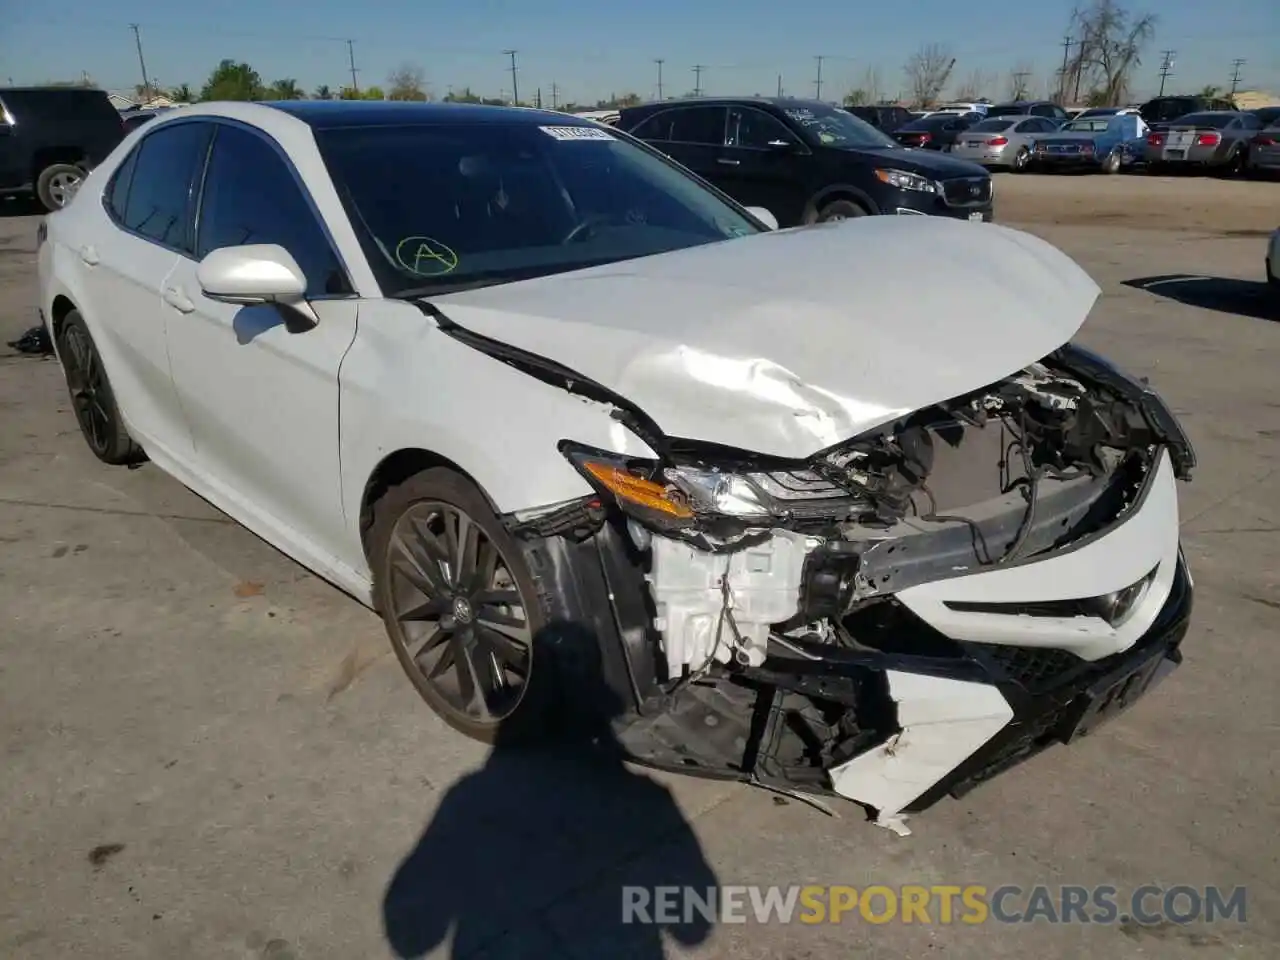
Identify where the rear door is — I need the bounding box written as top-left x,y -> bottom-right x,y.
718,105 -> 808,222
79,118 -> 213,458
627,105 -> 726,186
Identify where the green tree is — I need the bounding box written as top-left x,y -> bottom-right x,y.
443,86 -> 483,103
267,78 -> 303,100
1197,84 -> 1221,98
313,84 -> 333,100
200,60 -> 263,101
169,83 -> 193,102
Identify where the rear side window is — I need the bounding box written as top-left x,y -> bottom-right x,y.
632,106 -> 726,145
104,148 -> 139,221
120,122 -> 213,252
196,123 -> 348,297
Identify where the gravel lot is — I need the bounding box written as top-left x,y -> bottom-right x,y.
2,175 -> 1278,960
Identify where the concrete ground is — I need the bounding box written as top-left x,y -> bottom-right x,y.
1,175 -> 1278,959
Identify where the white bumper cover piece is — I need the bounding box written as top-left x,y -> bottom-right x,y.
826,448 -> 1182,830
896,448 -> 1181,662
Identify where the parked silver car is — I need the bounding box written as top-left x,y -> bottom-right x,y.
1144,111 -> 1263,175
949,116 -> 1061,171
1246,126 -> 1280,176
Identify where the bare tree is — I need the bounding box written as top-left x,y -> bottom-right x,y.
844,66 -> 885,107
1006,62 -> 1035,101
953,68 -> 994,101
903,43 -> 954,107
1063,0 -> 1156,105
387,63 -> 430,101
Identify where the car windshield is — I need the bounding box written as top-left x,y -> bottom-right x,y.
1061,119 -> 1111,132
969,119 -> 1015,132
314,121 -> 762,297
1171,112 -> 1236,128
780,102 -> 899,148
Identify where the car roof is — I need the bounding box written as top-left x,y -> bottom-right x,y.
261,99 -> 590,129
990,100 -> 1053,108
622,96 -> 831,113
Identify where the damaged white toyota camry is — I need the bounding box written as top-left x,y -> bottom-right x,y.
38,101 -> 1195,830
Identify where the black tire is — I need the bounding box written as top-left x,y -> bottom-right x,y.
1221,149 -> 1246,178
1102,150 -> 1123,174
816,199 -> 867,222
368,468 -> 556,745
1011,147 -> 1031,172
35,163 -> 85,211
57,310 -> 146,465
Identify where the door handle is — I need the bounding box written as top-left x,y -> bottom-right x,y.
79,245 -> 99,266
163,285 -> 195,314
716,157 -> 741,166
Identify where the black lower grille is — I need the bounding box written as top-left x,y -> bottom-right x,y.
969,643 -> 1084,694
941,176 -> 992,206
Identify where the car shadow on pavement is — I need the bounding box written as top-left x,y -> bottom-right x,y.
1123,274 -> 1279,322
382,622 -> 720,960
0,197 -> 42,218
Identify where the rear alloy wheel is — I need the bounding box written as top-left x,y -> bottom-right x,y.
1222,149 -> 1246,178
369,469 -> 553,744
1011,147 -> 1031,172
36,163 -> 85,211
817,199 -> 867,222
57,310 -> 146,465
1102,149 -> 1123,174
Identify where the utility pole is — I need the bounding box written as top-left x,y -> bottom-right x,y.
1057,35 -> 1074,103
654,58 -> 664,100
777,74 -> 783,97
129,23 -> 152,97
535,87 -> 542,109
1013,70 -> 1031,100
692,64 -> 705,96
503,49 -> 519,105
345,39 -> 359,95
1229,58 -> 1245,96
551,82 -> 559,110
1157,50 -> 1174,96
814,55 -> 825,100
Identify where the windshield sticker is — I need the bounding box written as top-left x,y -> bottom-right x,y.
538,125 -> 614,141
395,236 -> 459,277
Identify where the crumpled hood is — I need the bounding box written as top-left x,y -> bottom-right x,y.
429,216 -> 1100,459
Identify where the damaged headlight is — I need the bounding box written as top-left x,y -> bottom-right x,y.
559,442 -> 867,534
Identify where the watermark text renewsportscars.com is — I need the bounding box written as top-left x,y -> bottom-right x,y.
621,884 -> 1248,926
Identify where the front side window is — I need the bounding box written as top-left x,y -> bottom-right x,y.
726,108 -> 795,148
195,123 -> 348,297
315,121 -> 762,297
631,107 -> 726,145
121,121 -> 213,252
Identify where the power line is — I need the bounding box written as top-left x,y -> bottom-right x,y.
814,55 -> 825,100
1057,35 -> 1074,103
345,39 -> 359,94
503,49 -> 519,105
129,23 -> 152,94
692,64 -> 705,96
1157,50 -> 1175,96
654,58 -> 664,100
1229,58 -> 1245,96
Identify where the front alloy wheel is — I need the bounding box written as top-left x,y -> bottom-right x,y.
371,469 -> 552,744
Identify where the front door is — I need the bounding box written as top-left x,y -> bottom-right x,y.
162,120 -> 359,567
630,105 -> 727,188
718,106 -> 809,225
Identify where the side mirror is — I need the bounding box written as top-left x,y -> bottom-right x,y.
745,206 -> 779,230
197,244 -> 307,306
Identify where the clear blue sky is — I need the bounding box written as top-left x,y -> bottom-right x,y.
4,1 -> 1276,104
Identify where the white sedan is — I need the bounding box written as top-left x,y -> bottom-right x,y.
37,100 -> 1196,830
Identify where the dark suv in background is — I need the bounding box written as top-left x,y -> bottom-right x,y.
844,104 -> 915,133
0,87 -> 125,210
616,97 -> 993,225
984,100 -> 1071,122
1140,94 -> 1238,129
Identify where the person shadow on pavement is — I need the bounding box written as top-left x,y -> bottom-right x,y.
382,622 -> 721,960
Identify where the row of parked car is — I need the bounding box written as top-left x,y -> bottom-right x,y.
851,95 -> 1280,177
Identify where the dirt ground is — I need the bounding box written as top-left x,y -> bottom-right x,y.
1,175 -> 1278,960
994,170 -> 1279,235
